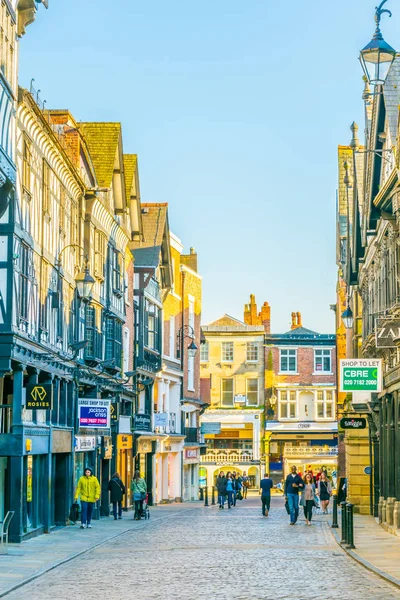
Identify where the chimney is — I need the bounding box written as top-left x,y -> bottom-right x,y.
296,312 -> 302,328
260,301 -> 271,334
291,312 -> 297,330
244,294 -> 260,325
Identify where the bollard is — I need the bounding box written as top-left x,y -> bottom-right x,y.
331,494 -> 339,529
199,487 -> 204,502
346,503 -> 355,549
211,486 -> 216,505
204,486 -> 209,507
340,501 -> 347,544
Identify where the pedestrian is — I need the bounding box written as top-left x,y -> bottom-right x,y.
317,471 -> 332,514
260,473 -> 273,517
131,470 -> 147,520
108,472 -> 126,520
284,465 -> 304,525
242,471 -> 250,499
74,467 -> 100,529
300,472 -> 316,525
226,472 -> 234,508
216,471 -> 227,509
232,472 -> 243,505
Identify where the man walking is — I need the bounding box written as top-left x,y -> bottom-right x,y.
284,465 -> 304,525
260,473 -> 273,516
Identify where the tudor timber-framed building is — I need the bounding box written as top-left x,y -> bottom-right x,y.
337,52 -> 400,527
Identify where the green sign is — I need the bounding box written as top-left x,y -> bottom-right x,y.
339,359 -> 382,393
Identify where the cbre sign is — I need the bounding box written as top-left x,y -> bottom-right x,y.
339,359 -> 382,393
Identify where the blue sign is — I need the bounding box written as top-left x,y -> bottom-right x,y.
364,466 -> 372,475
78,398 -> 111,429
201,422 -> 221,434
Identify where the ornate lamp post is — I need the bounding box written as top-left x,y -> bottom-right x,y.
360,0 -> 396,87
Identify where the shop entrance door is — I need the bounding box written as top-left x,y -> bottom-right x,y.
54,454 -> 69,526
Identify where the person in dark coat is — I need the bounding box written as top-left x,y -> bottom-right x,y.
108,472 -> 126,520
216,471 -> 227,509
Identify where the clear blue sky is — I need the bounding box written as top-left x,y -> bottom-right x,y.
19,0 -> 397,333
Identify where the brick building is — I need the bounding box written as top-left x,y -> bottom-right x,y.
264,308 -> 337,484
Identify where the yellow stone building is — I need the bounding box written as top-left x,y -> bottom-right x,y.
199,315 -> 265,488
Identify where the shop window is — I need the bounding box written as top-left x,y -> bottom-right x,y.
316,390 -> 335,419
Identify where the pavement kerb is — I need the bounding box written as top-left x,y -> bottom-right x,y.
0,506 -> 199,599
329,523 -> 400,590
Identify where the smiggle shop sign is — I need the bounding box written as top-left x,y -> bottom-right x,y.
339,359 -> 382,393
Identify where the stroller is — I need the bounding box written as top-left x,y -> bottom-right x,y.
141,493 -> 150,520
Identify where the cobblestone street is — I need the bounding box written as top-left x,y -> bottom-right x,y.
6,496 -> 399,600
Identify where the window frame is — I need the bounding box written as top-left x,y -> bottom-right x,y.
221,341 -> 234,363
314,349 -> 332,374
200,341 -> 209,363
279,348 -> 297,373
246,342 -> 259,362
221,378 -> 234,407
279,389 -> 297,420
246,378 -> 259,406
315,389 -> 335,420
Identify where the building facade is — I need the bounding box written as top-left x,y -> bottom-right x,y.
337,51 -> 400,526
265,311 -> 338,485
200,313 -> 265,488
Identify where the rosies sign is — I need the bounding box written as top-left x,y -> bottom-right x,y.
26,383 -> 53,409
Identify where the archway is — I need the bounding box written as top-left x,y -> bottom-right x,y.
248,466 -> 259,488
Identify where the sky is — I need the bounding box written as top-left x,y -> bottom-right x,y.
18,0 -> 399,333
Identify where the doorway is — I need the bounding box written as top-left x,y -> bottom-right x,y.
53,453 -> 69,526
299,392 -> 314,421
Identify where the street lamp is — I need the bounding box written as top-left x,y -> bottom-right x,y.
177,325 -> 198,360
75,262 -> 95,300
341,305 -> 354,329
360,0 -> 396,86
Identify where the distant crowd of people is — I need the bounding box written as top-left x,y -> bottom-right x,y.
215,470 -> 251,508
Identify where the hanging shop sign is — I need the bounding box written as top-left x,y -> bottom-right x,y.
117,434 -> 133,450
75,435 -> 97,452
78,398 -> 111,429
376,318 -> 400,348
133,413 -> 152,432
339,359 -> 382,392
154,412 -> 168,427
110,403 -> 119,423
339,418 -> 367,430
26,383 -> 53,409
118,415 -> 131,434
201,422 -> 221,434
234,395 -> 246,404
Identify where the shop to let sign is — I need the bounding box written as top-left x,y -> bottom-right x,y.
78,398 -> 111,429
339,359 -> 382,392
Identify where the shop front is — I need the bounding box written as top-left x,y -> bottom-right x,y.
155,437 -> 184,503
183,447 -> 200,501
117,433 -> 133,509
265,422 -> 338,486
74,435 -> 97,492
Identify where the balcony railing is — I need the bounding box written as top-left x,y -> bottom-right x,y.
184,427 -> 199,443
201,450 -> 255,464
284,446 -> 338,457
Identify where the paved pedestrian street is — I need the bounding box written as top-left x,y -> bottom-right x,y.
5,496 -> 399,600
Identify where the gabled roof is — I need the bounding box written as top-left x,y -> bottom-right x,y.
130,204 -> 171,286
208,314 -> 244,327
140,203 -> 168,248
79,122 -> 121,188
123,154 -> 137,200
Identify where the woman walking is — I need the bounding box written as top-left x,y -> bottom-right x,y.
131,470 -> 147,520
108,472 -> 126,520
216,471 -> 227,509
226,472 -> 234,508
242,471 -> 250,499
74,467 -> 100,529
300,472 -> 316,525
318,472 -> 332,514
